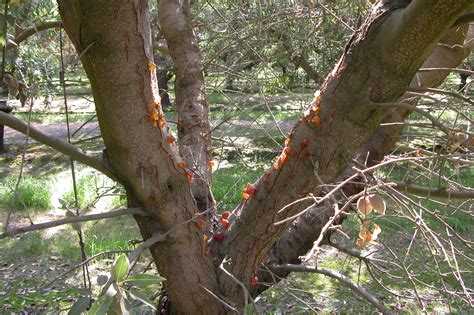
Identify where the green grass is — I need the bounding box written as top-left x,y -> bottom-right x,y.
0,278 -> 86,313
0,176 -> 52,211
84,216 -> 139,257
61,174 -> 97,209
60,169 -> 122,210
213,164 -> 266,211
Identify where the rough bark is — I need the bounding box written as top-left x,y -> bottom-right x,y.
158,0 -> 216,213
57,1 -> 222,313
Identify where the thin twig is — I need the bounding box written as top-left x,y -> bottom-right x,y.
274,156 -> 450,226
44,250 -> 132,288
219,257 -> 255,314
369,101 -> 451,135
270,263 -> 395,315
391,180 -> 474,199
407,87 -> 474,106
199,284 -> 238,313
418,67 -> 474,75
4,100 -> 33,232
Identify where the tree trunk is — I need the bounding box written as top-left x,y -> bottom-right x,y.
56,0 -> 472,312
156,69 -> 172,108
159,0 -> 216,213
57,1 -> 223,313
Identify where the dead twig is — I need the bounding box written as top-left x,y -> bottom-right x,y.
270,263 -> 395,315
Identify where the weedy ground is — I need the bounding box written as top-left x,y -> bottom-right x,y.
0,88 -> 472,313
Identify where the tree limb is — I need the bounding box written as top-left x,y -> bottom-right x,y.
418,67 -> 474,75
222,2 -> 472,299
392,181 -> 474,200
0,207 -> 144,239
0,112 -> 119,181
407,87 -> 474,106
251,19 -> 473,301
7,21 -> 62,49
159,0 -> 215,212
453,12 -> 474,27
270,264 -> 395,315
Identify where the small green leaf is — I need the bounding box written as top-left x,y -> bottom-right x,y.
88,297 -> 113,315
58,198 -> 68,208
68,296 -> 91,315
123,274 -> 165,287
111,254 -> 129,282
97,275 -> 108,286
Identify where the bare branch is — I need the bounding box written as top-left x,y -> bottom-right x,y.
0,112 -> 119,181
407,87 -> 474,106
418,67 -> 474,76
270,263 -> 395,315
0,207 -> 144,239
369,101 -> 452,135
220,258 -> 250,314
199,284 -> 238,314
453,12 -> 474,27
392,180 -> 474,200
7,21 -> 62,49
45,249 -> 132,287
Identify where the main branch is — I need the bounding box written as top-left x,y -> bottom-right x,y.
7,21 -> 62,49
219,0 -> 472,306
